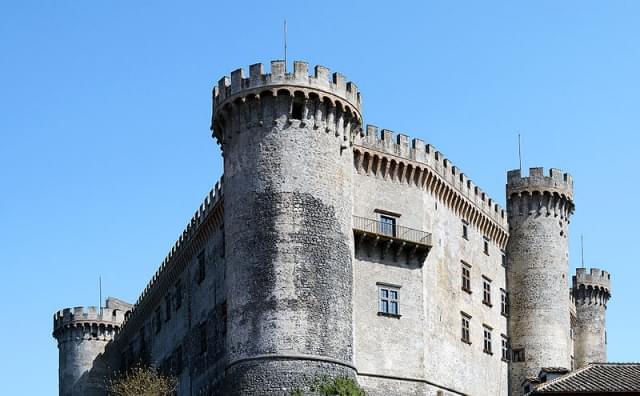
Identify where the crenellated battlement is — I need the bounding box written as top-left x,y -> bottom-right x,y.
507,167 -> 573,200
53,297 -> 132,335
573,268 -> 611,295
53,306 -> 125,330
572,267 -> 611,307
213,60 -> 361,113
354,125 -> 509,246
506,167 -> 575,223
211,61 -> 363,150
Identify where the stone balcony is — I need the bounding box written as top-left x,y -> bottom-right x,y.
352,215 -> 432,264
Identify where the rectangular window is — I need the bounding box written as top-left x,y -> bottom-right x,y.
501,251 -> 507,267
483,277 -> 492,306
165,293 -> 172,322
154,307 -> 162,334
484,237 -> 490,255
379,215 -> 397,237
501,335 -> 509,361
462,221 -> 469,240
512,348 -> 526,362
199,323 -> 207,355
483,325 -> 493,354
175,280 -> 183,310
461,312 -> 471,344
378,285 -> 400,316
500,289 -> 509,316
197,251 -> 206,284
461,262 -> 471,293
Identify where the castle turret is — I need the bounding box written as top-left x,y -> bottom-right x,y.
52,298 -> 131,396
506,167 -> 575,395
572,268 -> 611,368
212,61 -> 362,394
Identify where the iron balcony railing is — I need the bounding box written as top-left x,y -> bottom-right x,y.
352,215 -> 432,246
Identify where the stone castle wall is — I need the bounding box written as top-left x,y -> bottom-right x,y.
53,60 -> 611,396
352,127 -> 509,396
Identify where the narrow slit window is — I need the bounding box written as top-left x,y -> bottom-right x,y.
199,323 -> 207,355
175,280 -> 183,310
165,293 -> 172,322
197,251 -> 206,284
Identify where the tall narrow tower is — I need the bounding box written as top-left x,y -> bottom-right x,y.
52,299 -> 130,396
212,61 -> 362,394
572,268 -> 611,367
506,167 -> 575,395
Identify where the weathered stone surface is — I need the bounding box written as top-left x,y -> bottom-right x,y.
52,299 -> 131,396
572,268 -> 611,368
506,168 -> 574,396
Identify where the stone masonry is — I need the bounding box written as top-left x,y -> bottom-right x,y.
53,60 -> 612,396
506,168 -> 574,396
572,268 -> 611,368
52,298 -> 131,396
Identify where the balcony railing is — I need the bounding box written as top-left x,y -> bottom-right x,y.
352,216 -> 432,247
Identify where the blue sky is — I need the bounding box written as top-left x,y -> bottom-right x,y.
1,1 -> 639,394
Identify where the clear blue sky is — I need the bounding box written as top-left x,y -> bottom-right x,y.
1,1 -> 639,394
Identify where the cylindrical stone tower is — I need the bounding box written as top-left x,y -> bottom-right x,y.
212,60 -> 362,394
506,167 -> 575,396
572,267 -> 611,367
52,305 -> 127,396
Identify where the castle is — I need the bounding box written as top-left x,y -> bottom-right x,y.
52,60 -> 612,396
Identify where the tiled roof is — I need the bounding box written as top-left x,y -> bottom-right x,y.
541,367 -> 570,374
532,363 -> 640,394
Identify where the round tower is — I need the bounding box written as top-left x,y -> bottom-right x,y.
212,60 -> 362,394
53,303 -> 128,396
572,267 -> 611,367
506,167 -> 575,395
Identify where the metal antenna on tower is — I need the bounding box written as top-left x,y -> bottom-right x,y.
518,132 -> 522,171
581,234 -> 585,268
284,19 -> 288,71
99,276 -> 102,314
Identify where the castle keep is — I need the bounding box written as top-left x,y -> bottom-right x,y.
52,60 -> 611,396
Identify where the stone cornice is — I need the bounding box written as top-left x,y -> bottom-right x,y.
354,138 -> 509,249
